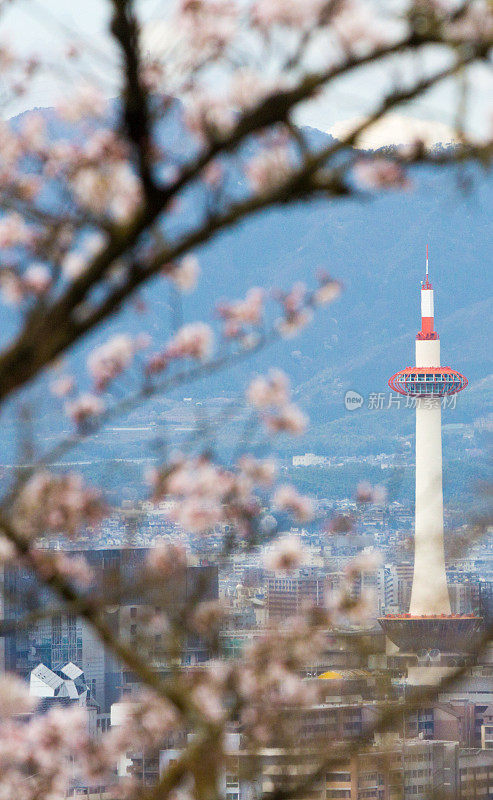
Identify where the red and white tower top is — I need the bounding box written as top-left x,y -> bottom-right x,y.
417,244 -> 438,340
389,251 -> 468,396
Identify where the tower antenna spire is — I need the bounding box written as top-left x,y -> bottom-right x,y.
426,244 -> 429,277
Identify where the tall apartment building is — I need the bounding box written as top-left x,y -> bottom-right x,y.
266,570 -> 327,621
478,579 -> 493,624
458,749 -> 493,798
447,573 -> 481,615
378,564 -> 414,615
480,723 -> 493,750
266,567 -> 382,624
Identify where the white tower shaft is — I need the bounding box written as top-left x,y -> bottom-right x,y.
409,337 -> 451,615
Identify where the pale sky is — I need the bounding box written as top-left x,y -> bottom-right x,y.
1,0 -> 490,141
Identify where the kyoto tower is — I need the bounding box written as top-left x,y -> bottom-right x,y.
379,249 -> 482,654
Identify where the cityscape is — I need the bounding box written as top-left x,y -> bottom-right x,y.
0,2 -> 490,800
0,261 -> 491,798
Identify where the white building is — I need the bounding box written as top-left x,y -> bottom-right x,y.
292,453 -> 328,467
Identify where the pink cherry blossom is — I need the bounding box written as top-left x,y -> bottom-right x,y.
273,484 -> 314,522
356,481 -> 387,504
277,307 -> 313,337
31,550 -> 94,587
251,0 -> 328,29
327,513 -> 354,533
444,0 -> 493,43
0,212 -> 32,248
282,281 -> 306,315
169,254 -> 200,292
354,157 -> 411,190
61,251 -> 88,281
275,281 -> 316,336
23,263 -> 52,295
246,368 -> 290,408
73,162 -> 142,222
57,552 -> 94,586
50,374 -> 75,398
87,334 -> 135,390
62,233 -> 107,282
66,392 -> 105,427
223,319 -> 242,338
345,547 -> 383,578
217,287 -> 264,327
0,674 -> 36,716
265,402 -> 308,435
191,682 -> 225,723
264,534 -> 306,572
145,350 -> 168,375
21,111 -> 46,151
149,454 -> 266,535
203,160 -> 223,186
16,470 -> 105,537
58,82 -> 106,122
184,92 -> 234,141
178,0 -> 239,60
314,275 -> 343,306
165,322 -> 214,361
142,59 -> 164,92
145,540 -> 188,576
246,145 -> 292,194
169,496 -> 223,533
190,599 -> 226,636
0,270 -> 25,305
332,0 -> 391,53
228,69 -> 277,111
0,535 -> 15,564
108,690 -> 179,753
238,455 -> 277,486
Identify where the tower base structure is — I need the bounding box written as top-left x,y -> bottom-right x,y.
378,614 -> 483,655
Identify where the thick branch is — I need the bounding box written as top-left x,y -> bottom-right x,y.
110,0 -> 156,196
77,50 -> 485,338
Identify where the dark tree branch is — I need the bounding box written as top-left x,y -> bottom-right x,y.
75,48 -> 487,340
110,0 -> 156,198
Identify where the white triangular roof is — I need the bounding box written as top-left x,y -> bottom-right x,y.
61,662 -> 83,680
30,664 -> 64,696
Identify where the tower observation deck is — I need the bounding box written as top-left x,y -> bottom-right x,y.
379,249 -> 482,654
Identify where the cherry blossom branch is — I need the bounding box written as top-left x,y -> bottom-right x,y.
0,30 -> 488,403
75,47 -> 485,337
0,47 -> 486,516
